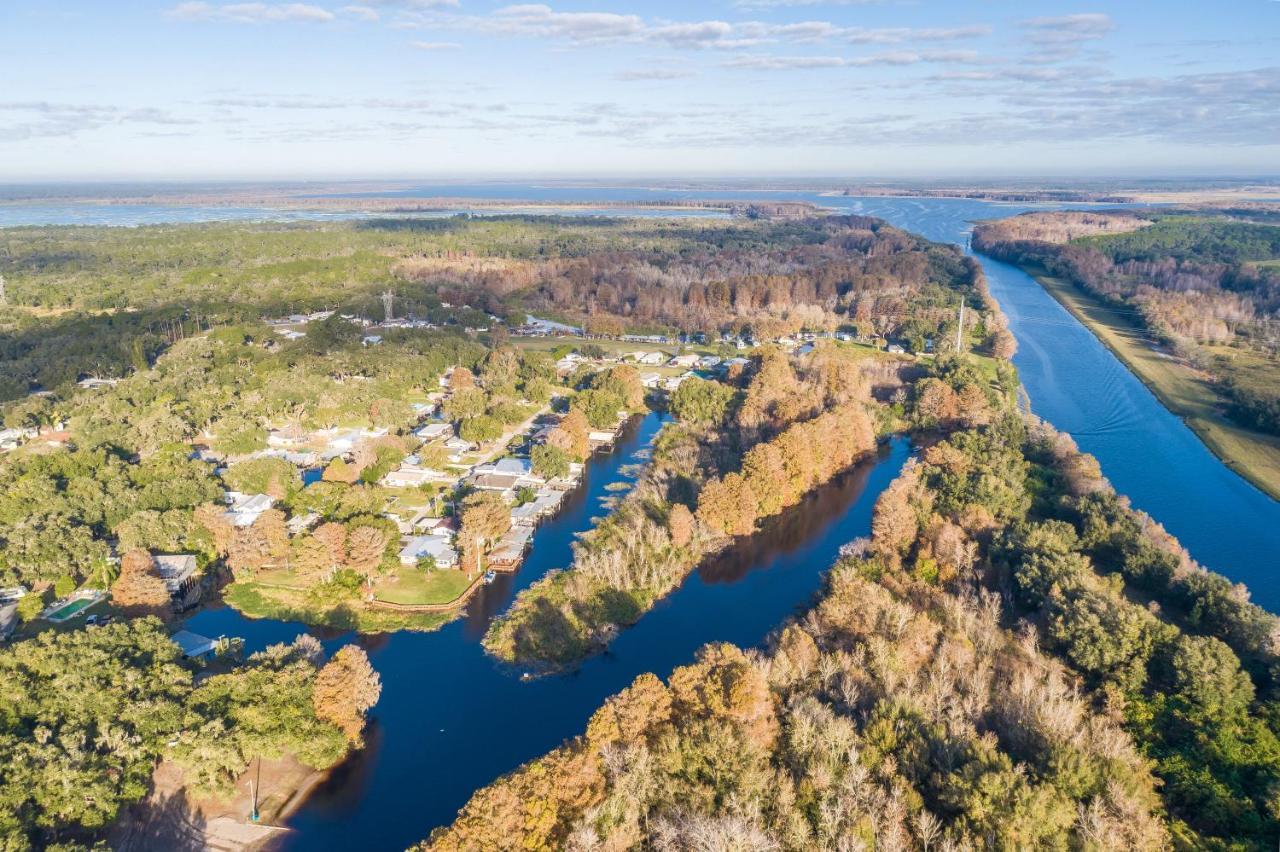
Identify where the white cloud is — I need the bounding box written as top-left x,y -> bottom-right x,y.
165,2 -> 336,23
411,40 -> 462,49
613,68 -> 697,81
488,5 -> 644,43
724,50 -> 981,70
340,5 -> 380,21
1020,13 -> 1113,44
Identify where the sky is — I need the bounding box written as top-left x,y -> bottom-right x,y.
1,1 -> 1278,180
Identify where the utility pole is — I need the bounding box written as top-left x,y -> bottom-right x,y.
955,299 -> 965,354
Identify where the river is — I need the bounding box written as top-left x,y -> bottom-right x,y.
6,184 -> 1278,845
184,410 -> 911,849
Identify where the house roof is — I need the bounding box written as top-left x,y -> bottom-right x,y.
171,630 -> 217,658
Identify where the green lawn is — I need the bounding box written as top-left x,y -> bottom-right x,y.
223,579 -> 457,633
1025,265 -> 1280,501
373,568 -> 473,606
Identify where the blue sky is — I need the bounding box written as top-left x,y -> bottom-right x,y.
2,1 -> 1278,179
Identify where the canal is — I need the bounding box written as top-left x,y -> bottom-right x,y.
185,412 -> 911,849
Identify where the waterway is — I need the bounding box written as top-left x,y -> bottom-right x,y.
185,410 -> 910,849
7,183 -> 1279,844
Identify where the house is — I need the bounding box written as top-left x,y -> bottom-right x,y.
154,554 -> 202,609
555,352 -> 588,375
77,377 -> 119,390
795,343 -> 816,356
0,428 -> 25,452
668,353 -> 699,368
696,355 -> 723,369
721,357 -> 750,372
473,457 -> 535,479
510,503 -> 541,526
588,429 -> 617,448
274,329 -> 306,341
639,372 -> 662,389
662,372 -> 696,392
383,465 -> 451,488
444,436 -> 476,454
266,429 -> 306,448
287,512 -> 320,535
170,629 -> 219,661
411,514 -> 455,535
398,535 -> 458,567
362,335 -> 383,347
626,351 -> 665,366
224,492 -> 275,527
887,344 -> 906,354
414,422 -> 453,441
0,602 -> 16,642
472,473 -> 522,498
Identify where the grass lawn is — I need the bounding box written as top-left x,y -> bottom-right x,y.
1024,265 -> 1280,500
374,567 -> 474,606
224,580 -> 456,633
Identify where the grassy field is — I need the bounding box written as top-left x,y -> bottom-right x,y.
373,568 -> 473,605
224,577 -> 457,633
1024,265 -> 1280,500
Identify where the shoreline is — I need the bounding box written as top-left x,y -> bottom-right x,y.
992,257 -> 1280,502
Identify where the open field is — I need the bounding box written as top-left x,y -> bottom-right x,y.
1026,265 -> 1280,500
373,568 -> 472,606
223,579 -> 455,633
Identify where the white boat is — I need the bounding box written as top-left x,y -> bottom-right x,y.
483,570 -> 497,585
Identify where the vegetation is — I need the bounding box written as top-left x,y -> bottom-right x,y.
426,353 -> 1280,851
0,619 -> 375,849
974,208 -> 1280,497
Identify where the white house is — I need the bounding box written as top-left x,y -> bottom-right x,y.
383,465 -> 450,488
224,492 -> 275,527
696,355 -> 723,369
398,535 -> 458,567
473,457 -> 536,479
668,353 -> 700,368
414,422 -> 453,441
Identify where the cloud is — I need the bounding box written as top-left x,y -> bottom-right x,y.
340,5 -> 380,21
724,50 -> 981,70
410,40 -> 462,49
0,101 -> 197,142
613,68 -> 697,81
165,2 -> 336,23
1020,13 -> 1113,44
487,4 -> 644,43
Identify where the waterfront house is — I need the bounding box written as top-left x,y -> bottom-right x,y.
398,535 -> 458,568
154,554 -> 202,609
170,629 -> 219,661
414,422 -> 453,441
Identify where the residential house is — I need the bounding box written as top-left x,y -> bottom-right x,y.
696,355 -> 723,369
414,422 -> 453,441
224,492 -> 275,527
639,372 -> 662,389
398,535 -> 458,568
154,554 -> 202,609
383,465 -> 451,489
668,353 -> 700,368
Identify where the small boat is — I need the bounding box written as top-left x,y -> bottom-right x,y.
483,570 -> 497,585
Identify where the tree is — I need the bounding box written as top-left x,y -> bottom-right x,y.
445,387 -> 488,422
314,522 -> 348,568
110,549 -> 172,618
668,503 -> 695,548
459,491 -> 511,575
312,646 -> 382,742
322,457 -> 360,484
532,444 -> 570,480
346,525 -> 389,582
670,378 -> 735,426
459,414 -> 503,444
548,408 -> 590,461
194,501 -> 233,556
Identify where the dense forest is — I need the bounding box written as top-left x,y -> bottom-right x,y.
1,215 -> 1000,401
973,209 -> 1280,435
426,354 -> 1280,851
0,620 -> 378,850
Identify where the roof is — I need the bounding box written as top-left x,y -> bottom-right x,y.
171,630 -> 217,658
154,555 -> 198,592
399,535 -> 458,565
475,457 -> 533,477
473,473 -> 521,491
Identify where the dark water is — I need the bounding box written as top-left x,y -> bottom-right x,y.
185,410 -> 910,849
830,196 -> 1280,611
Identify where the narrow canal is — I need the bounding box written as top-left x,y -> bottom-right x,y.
185,412 -> 911,850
